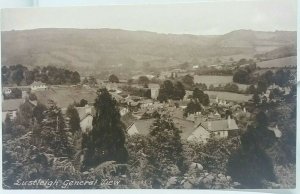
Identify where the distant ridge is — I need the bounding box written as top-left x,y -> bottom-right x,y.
1,28 -> 296,73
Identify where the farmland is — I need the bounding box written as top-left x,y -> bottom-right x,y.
34,86 -> 97,107
194,75 -> 250,91
204,91 -> 252,102
194,75 -> 233,86
256,56 -> 296,68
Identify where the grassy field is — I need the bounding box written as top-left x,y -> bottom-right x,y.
205,91 -> 252,103
194,75 -> 250,91
194,75 -> 233,86
34,86 -> 97,108
256,56 -> 297,68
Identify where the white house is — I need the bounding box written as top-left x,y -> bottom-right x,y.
30,81 -> 47,91
3,88 -> 12,95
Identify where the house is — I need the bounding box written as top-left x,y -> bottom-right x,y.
3,87 -> 12,95
148,84 -> 160,99
127,119 -> 154,136
30,81 -> 47,91
187,123 -> 210,143
75,106 -> 95,133
2,99 -> 25,122
201,116 -> 239,138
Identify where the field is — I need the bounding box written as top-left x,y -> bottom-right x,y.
256,56 -> 297,68
204,91 -> 252,103
194,75 -> 249,91
34,86 -> 97,108
194,75 -> 233,85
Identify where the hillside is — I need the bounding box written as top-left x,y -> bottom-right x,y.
1,28 -> 296,73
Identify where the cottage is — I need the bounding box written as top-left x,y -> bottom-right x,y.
127,119 -> 154,136
201,116 -> 239,138
187,123 -> 210,143
3,87 -> 12,95
2,99 -> 24,122
30,81 -> 47,91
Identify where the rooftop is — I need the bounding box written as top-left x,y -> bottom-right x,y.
201,118 -> 239,132
2,99 -> 24,111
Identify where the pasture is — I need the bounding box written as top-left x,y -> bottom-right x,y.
204,91 -> 252,103
194,75 -> 250,91
34,86 -> 97,108
256,56 -> 296,68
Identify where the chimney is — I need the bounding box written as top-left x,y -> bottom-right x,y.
228,115 -> 231,128
208,122 -> 212,130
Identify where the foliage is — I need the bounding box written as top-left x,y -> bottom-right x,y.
109,74 -> 119,83
157,80 -> 185,102
182,74 -> 194,86
2,65 -> 81,86
145,113 -> 185,188
82,88 -> 128,170
37,100 -> 75,158
138,76 -> 150,87
66,105 -> 81,133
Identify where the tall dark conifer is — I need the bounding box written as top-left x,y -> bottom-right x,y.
82,88 -> 128,169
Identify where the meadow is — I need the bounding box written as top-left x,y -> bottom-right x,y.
256,56 -> 296,68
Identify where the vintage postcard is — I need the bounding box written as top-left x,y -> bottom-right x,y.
1,0 -> 297,189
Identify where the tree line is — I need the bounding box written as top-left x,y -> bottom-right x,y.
2,64 -> 81,86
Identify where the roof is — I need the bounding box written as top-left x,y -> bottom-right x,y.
201,118 -> 239,132
268,126 -> 282,138
127,119 -> 155,135
31,81 -> 46,87
2,99 -> 24,111
187,124 -> 210,143
76,106 -> 95,121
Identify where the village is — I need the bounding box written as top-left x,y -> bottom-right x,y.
2,63 -> 290,144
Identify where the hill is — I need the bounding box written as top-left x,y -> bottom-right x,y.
1,28 -> 296,74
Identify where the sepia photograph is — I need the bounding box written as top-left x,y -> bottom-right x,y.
1,0 -> 297,190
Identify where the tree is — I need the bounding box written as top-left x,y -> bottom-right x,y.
39,100 -> 74,157
157,80 -> 174,102
246,85 -> 256,94
184,100 -> 202,117
227,124 -> 276,188
71,71 -> 81,84
75,99 -> 88,107
173,81 -> 186,100
147,113 -> 184,188
233,69 -> 250,84
82,88 -> 128,169
202,94 -> 210,106
182,74 -> 194,86
252,92 -> 260,105
138,76 -> 150,87
66,105 -> 81,133
33,102 -> 47,123
257,80 -> 268,94
11,65 -> 25,85
109,74 -> 119,83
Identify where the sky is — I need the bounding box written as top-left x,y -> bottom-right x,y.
1,0 -> 297,35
